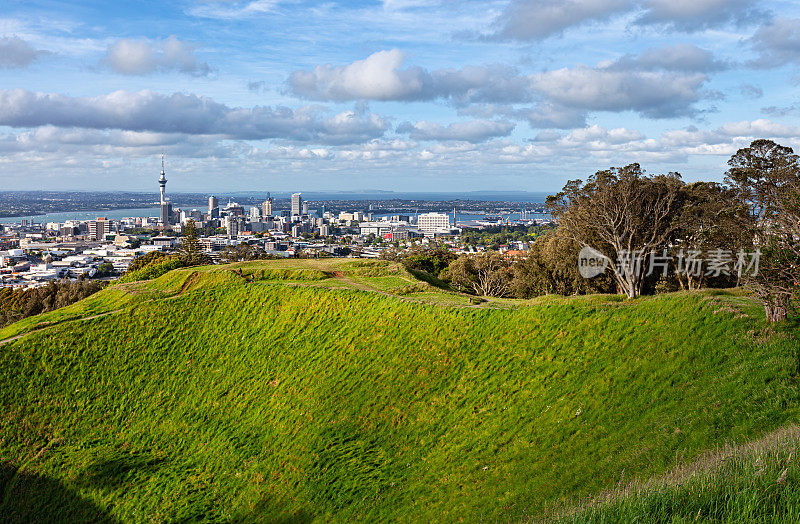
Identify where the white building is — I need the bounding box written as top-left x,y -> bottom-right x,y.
291,193 -> 303,217
417,212 -> 451,234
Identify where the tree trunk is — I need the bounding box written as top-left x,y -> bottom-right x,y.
765,303 -> 788,322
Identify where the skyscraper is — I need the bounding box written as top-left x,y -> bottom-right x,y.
89,217 -> 112,241
262,193 -> 273,217
291,193 -> 302,217
208,195 -> 219,217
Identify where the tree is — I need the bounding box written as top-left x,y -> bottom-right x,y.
442,251 -> 513,297
94,262 -> 115,277
672,182 -> 747,290
400,245 -> 457,277
726,139 -> 800,322
547,164 -> 684,298
127,251 -> 171,272
0,279 -> 107,329
179,219 -> 210,266
510,228 -> 615,298
220,243 -> 278,263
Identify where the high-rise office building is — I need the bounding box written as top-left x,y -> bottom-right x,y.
302,201 -> 309,216
225,201 -> 245,217
262,193 -> 273,217
89,217 -> 112,241
417,212 -> 451,233
291,193 -> 302,217
160,201 -> 172,228
224,215 -> 242,238
208,195 -> 219,217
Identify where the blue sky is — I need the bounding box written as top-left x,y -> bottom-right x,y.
1,0 -> 800,192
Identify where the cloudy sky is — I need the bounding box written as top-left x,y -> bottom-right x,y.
2,0 -> 800,192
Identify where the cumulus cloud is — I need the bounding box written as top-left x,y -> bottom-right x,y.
289,49 -> 532,104
0,126 -> 233,160
259,146 -> 334,160
635,0 -> 768,32
397,119 -> 515,142
461,103 -> 587,129
718,119 -> 800,138
748,18 -> 800,69
289,44 -> 724,118
490,0 -> 633,41
0,36 -> 48,68
290,48 -> 714,119
104,36 -> 211,76
0,89 -> 388,145
566,124 -> 644,144
605,43 -> 726,72
529,66 -> 709,118
290,49 -> 427,101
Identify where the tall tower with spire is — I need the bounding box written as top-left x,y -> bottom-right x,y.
159,154 -> 167,205
158,155 -> 172,229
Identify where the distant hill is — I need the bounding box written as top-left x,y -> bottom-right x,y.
1,259 -> 798,522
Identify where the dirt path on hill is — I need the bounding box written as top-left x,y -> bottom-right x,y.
0,309 -> 122,347
294,260 -> 506,309
302,260 -> 394,295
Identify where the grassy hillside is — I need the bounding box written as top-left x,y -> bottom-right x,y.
1,259 -> 798,522
552,425 -> 800,523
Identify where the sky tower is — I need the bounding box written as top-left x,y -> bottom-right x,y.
158,155 -> 171,228
159,154 -> 167,205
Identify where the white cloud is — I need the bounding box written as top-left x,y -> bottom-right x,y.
289,49 -> 533,104
718,119 -> 800,138
290,48 -> 714,119
529,66 -> 708,118
635,0 -> 768,31
104,36 -> 211,76
0,89 -> 389,145
605,43 -> 726,72
566,125 -> 644,144
290,49 -> 426,101
490,0 -> 633,40
460,103 -> 587,129
748,18 -> 800,69
397,119 -> 515,142
0,36 -> 48,68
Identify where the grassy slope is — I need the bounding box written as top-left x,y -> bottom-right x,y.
0,259 -> 798,522
553,425 -> 800,523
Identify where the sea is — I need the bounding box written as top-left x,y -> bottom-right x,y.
0,192 -> 552,225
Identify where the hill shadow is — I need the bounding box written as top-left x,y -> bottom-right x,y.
405,267 -> 451,290
0,462 -> 117,523
76,454 -> 166,491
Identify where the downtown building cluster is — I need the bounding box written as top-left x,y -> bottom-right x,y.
0,163 -> 464,287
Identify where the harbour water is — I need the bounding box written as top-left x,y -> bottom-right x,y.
0,207 -> 162,225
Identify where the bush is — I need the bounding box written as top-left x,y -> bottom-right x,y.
400,246 -> 456,277
0,279 -> 107,328
118,257 -> 184,283
94,262 -> 115,278
127,251 -> 173,273
441,252 -> 513,297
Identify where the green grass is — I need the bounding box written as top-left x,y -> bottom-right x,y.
1,259 -> 798,522
550,424 -> 800,523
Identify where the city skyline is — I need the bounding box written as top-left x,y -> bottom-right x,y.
2,1 -> 800,192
